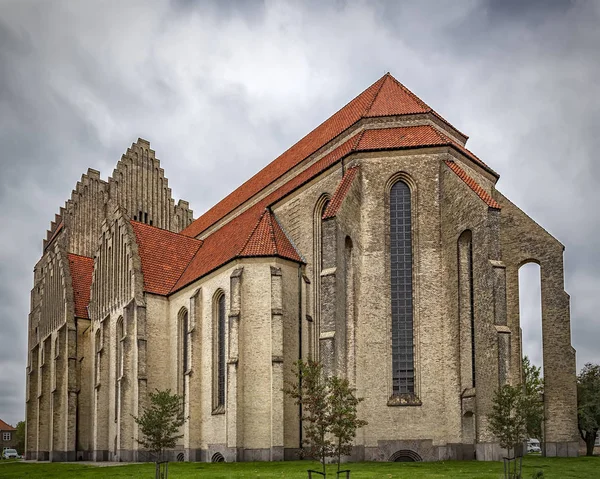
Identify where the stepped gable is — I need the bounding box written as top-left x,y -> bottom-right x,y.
67,253 -> 94,319
182,73 -> 490,240
130,221 -> 203,295
239,209 -> 303,262
444,160 -> 501,210
322,166 -> 360,220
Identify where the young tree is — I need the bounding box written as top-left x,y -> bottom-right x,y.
133,389 -> 186,478
577,363 -> 600,456
284,360 -> 332,477
284,360 -> 368,478
14,421 -> 25,456
328,376 -> 368,475
489,384 -> 528,479
522,356 -> 544,442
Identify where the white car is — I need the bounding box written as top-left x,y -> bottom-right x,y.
527,439 -> 541,453
2,448 -> 19,459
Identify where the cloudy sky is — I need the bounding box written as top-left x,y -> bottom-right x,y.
1,0 -> 598,427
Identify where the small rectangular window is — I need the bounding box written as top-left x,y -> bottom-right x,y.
2,432 -> 10,441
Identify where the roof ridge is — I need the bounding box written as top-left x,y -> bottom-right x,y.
67,252 -> 94,260
322,165 -> 360,220
386,74 -> 432,112
271,212 -> 305,263
238,209 -> 269,256
266,210 -> 278,256
362,74 -> 389,117
352,129 -> 367,150
131,219 -> 204,243
443,160 -> 501,209
169,238 -> 204,295
181,74 -> 387,239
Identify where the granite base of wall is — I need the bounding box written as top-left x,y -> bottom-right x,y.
36,450 -> 49,461
284,448 -> 303,461
92,449 -> 108,461
77,450 -> 92,461
49,450 -> 76,462
365,439 -> 436,462
361,440 -> 486,462
545,441 -> 579,458
476,442 -> 528,461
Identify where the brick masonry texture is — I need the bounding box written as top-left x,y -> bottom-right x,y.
25,73 -> 578,463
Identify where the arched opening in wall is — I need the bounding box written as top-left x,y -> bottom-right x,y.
389,179 -> 415,395
462,411 -> 476,444
313,194 -> 330,361
176,452 -> 185,462
519,262 -> 543,372
177,308 -> 189,402
211,452 -> 225,463
457,230 -> 475,389
345,236 -> 356,385
115,317 -> 124,423
389,450 -> 422,462
212,291 -> 226,411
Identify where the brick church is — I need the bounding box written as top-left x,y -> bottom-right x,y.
25,73 -> 579,462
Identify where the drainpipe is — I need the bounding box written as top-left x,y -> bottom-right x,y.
74,316 -> 79,460
298,265 -> 303,449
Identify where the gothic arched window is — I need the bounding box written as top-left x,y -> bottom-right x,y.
213,292 -> 226,411
178,308 -> 189,400
390,180 -> 414,395
115,317 -> 124,421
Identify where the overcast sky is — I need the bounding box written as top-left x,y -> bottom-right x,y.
0,0 -> 598,428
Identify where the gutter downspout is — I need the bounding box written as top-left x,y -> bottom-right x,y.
298,265 -> 303,450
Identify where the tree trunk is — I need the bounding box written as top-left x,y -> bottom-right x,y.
586,432 -> 597,456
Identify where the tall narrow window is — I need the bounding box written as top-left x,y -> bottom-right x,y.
313,194 -> 330,361
178,309 -> 189,400
458,231 -> 475,388
115,317 -> 124,422
213,292 -> 226,411
95,329 -> 102,386
390,180 -> 414,395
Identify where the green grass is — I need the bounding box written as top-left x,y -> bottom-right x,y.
0,456 -> 598,478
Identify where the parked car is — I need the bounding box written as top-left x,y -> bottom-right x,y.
527,438 -> 541,453
2,448 -> 19,459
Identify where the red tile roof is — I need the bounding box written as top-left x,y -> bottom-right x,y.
131,221 -> 203,295
239,209 -> 303,262
172,125 -> 495,292
355,126 -> 492,173
444,160 -> 501,210
171,136 -> 361,292
364,75 -> 430,117
0,419 -> 16,431
68,253 -> 94,319
322,166 -> 360,220
182,73 -> 484,240
181,75 -> 386,239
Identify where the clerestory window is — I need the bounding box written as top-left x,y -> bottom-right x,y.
390,180 -> 414,395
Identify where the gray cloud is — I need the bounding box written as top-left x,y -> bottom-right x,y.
0,0 -> 598,426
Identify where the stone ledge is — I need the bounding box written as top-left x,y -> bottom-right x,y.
387,393 -> 422,407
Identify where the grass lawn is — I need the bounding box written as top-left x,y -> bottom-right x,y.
0,456 -> 598,478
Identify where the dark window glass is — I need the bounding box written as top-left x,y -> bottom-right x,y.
182,312 -> 188,375
218,295 -> 226,407
390,181 -> 414,394
468,240 -> 476,388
